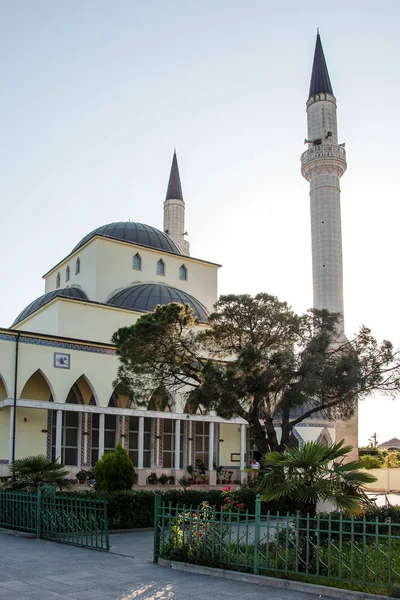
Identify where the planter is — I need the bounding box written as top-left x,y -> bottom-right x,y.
78,480 -> 85,484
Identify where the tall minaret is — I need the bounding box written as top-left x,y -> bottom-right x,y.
163,151 -> 190,255
301,33 -> 358,456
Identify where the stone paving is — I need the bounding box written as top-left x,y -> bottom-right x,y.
0,530 -> 334,600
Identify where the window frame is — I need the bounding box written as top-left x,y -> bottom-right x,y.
179,264 -> 187,281
65,266 -> 70,282
157,259 -> 165,276
132,253 -> 142,271
75,257 -> 80,275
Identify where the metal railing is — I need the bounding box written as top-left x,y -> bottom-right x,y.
0,486 -> 109,551
301,144 -> 346,167
154,493 -> 400,594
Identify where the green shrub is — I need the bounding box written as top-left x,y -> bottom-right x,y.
359,455 -> 383,469
93,444 -> 136,492
57,487 -> 296,529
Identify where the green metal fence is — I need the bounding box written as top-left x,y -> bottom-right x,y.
0,486 -> 109,551
154,493 -> 400,594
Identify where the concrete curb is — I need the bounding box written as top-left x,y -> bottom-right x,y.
0,527 -> 36,539
157,558 -> 391,600
109,527 -> 154,534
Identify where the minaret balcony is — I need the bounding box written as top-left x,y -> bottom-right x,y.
301,143 -> 346,167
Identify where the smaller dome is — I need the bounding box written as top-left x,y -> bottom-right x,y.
12,286 -> 88,326
72,222 -> 182,255
108,283 -> 208,322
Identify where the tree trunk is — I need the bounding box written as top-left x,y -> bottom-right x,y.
248,416 -> 281,456
279,416 -> 292,451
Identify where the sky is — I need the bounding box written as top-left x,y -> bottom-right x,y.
1,0 -> 399,447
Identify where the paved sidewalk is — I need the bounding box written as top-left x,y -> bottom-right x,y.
0,530 -> 333,600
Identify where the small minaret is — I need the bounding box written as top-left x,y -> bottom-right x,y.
301,33 -> 358,457
163,151 -> 190,255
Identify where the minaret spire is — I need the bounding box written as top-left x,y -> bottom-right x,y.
309,32 -> 333,98
163,151 -> 190,255
165,150 -> 183,201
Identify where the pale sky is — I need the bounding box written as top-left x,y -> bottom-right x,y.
1,1 -> 399,447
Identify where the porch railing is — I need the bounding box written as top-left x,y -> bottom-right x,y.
0,485 -> 109,551
154,493 -> 400,595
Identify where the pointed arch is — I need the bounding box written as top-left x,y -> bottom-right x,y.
133,253 -> 142,271
20,369 -> 55,402
156,259 -> 165,276
317,427 -> 332,446
289,428 -> 304,449
148,386 -> 172,412
75,257 -> 80,275
67,374 -> 98,405
0,374 -> 10,400
179,264 -> 187,281
65,265 -> 70,282
56,272 -> 61,288
183,390 -> 207,415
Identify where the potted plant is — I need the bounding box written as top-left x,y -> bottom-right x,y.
200,474 -> 208,485
227,470 -> 234,483
168,475 -> 175,485
158,473 -> 169,485
187,465 -> 194,481
213,462 -> 224,484
178,477 -> 191,491
146,472 -> 158,485
221,470 -> 229,484
75,469 -> 89,484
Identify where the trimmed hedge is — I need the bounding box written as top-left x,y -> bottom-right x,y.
58,488 -> 295,530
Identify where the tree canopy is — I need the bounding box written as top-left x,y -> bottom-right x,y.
112,293 -> 400,454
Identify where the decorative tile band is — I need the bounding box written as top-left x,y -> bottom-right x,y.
0,333 -> 116,356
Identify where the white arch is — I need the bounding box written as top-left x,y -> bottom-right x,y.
0,373 -> 10,399
66,373 -> 99,406
19,368 -> 56,402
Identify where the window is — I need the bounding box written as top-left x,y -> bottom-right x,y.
128,416 -> 152,468
56,273 -> 61,289
195,422 -> 209,466
157,259 -> 165,276
162,419 -> 184,469
133,253 -> 142,270
65,266 -> 70,282
75,257 -> 80,275
179,265 -> 187,281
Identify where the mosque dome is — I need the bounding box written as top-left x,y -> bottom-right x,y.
107,283 -> 209,322
72,222 -> 181,255
12,286 -> 88,327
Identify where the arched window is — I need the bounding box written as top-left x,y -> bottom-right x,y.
179,264 -> 187,281
56,273 -> 61,288
65,266 -> 70,282
157,259 -> 165,276
133,253 -> 142,270
75,257 -> 80,275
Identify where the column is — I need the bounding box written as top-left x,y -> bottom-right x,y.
240,424 -> 246,471
174,419 -> 181,470
208,422 -> 214,472
138,416 -> 144,469
8,406 -> 15,464
98,413 -> 105,460
55,410 -> 62,462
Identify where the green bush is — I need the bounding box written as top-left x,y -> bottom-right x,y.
93,444 -> 136,492
359,455 -> 383,469
57,487 -> 296,529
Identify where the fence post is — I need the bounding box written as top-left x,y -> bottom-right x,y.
36,484 -> 42,539
253,493 -> 261,575
153,491 -> 161,563
103,493 -> 109,551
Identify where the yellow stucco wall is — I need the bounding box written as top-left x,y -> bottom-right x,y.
20,370 -> 53,401
0,407 -> 10,460
219,423 -> 241,466
14,407 -> 48,459
13,302 -> 60,336
0,377 -> 7,400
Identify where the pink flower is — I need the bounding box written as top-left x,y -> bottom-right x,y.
222,487 -> 232,492
236,503 -> 246,509
227,498 -> 233,504
228,471 -> 234,475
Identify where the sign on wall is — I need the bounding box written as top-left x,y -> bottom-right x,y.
53,352 -> 70,369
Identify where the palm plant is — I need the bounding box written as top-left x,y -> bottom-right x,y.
2,455 -> 72,492
258,441 -> 377,518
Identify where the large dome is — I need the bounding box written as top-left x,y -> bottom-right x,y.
108,283 -> 208,322
72,222 -> 181,255
12,286 -> 88,327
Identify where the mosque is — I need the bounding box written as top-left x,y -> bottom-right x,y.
0,33 -> 356,482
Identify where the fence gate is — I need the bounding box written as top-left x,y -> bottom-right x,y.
0,486 -> 109,551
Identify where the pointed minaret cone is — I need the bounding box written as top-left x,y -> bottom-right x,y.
309,32 -> 333,97
163,151 -> 190,255
301,33 -> 358,461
